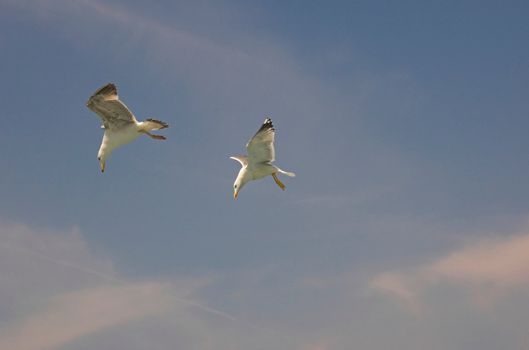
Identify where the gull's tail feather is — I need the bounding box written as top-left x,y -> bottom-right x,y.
141,118 -> 169,131
277,167 -> 296,177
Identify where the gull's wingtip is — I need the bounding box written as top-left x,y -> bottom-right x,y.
263,117 -> 273,127
92,82 -> 117,97
254,118 -> 274,135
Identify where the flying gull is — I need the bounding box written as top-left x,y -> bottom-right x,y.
230,118 -> 295,199
86,83 -> 169,172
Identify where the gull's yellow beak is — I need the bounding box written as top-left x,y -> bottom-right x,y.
100,162 -> 105,173
233,191 -> 238,199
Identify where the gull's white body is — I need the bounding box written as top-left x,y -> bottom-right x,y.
235,162 -> 287,182
231,118 -> 295,198
98,123 -> 141,160
86,83 -> 168,172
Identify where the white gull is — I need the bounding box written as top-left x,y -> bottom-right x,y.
86,83 -> 168,172
230,118 -> 295,199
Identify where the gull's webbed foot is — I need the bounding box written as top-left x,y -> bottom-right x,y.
272,173 -> 285,190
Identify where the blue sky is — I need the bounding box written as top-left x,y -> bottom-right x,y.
1,1 -> 529,349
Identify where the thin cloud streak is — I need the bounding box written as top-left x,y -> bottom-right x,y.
5,0 -> 368,128
0,241 -> 238,321
6,0 -> 270,71
79,0 -> 252,63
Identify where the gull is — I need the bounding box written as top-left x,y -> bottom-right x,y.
230,118 -> 295,199
86,83 -> 169,172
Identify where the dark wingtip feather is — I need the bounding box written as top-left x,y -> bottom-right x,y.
93,83 -> 117,97
257,117 -> 274,133
86,83 -> 118,107
146,118 -> 169,129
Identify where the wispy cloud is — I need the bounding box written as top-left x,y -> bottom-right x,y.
0,283 -> 172,350
369,271 -> 423,314
0,220 -> 314,350
370,229 -> 529,312
3,0 -> 415,210
3,0 -> 372,134
0,221 -> 245,349
0,221 -> 171,349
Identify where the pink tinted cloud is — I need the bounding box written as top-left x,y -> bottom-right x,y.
427,234 -> 529,288
370,232 -> 529,311
369,272 -> 422,314
0,282 -> 174,350
0,221 -> 217,350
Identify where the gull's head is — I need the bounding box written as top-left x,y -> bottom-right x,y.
233,176 -> 248,199
97,150 -> 109,173
97,156 -> 106,173
233,181 -> 242,199
230,157 -> 249,199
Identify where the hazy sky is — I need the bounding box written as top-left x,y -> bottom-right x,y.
1,1 -> 529,349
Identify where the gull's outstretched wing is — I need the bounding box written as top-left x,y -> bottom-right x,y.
246,118 -> 275,164
86,83 -> 137,130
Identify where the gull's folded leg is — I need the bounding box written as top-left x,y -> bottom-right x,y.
149,134 -> 166,140
141,130 -> 166,140
272,173 -> 285,190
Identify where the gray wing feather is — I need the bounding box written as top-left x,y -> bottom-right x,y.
86,83 -> 137,130
246,117 -> 275,164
